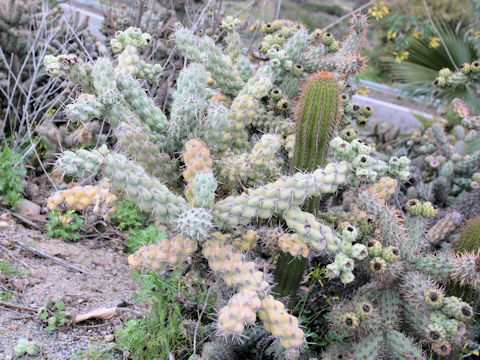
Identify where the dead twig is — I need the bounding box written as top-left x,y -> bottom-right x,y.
235,173 -> 249,194
0,244 -> 30,270
0,300 -> 38,313
3,208 -> 45,230
321,2 -> 371,32
192,287 -> 212,359
9,237 -> 98,278
116,307 -> 145,317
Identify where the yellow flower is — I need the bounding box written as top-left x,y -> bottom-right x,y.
393,50 -> 409,63
387,30 -> 397,40
429,36 -> 440,48
412,31 -> 420,39
368,2 -> 389,20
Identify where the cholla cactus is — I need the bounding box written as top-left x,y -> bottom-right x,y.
434,62 -> 480,89
220,134 -> 283,187
128,235 -> 198,271
399,95 -> 480,205
48,16 -> 480,358
320,188 -> 480,358
46,179 -> 117,218
183,139 -> 213,203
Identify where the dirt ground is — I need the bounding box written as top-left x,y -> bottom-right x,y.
0,212 -> 140,360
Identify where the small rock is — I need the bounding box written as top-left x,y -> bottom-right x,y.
0,221 -> 10,228
24,181 -> 40,199
0,212 -> 12,221
16,199 -> 41,218
104,334 -> 115,342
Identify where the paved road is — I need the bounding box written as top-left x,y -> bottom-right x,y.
61,1 -> 105,39
354,95 -> 426,133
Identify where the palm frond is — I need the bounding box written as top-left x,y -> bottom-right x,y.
387,20 -> 480,110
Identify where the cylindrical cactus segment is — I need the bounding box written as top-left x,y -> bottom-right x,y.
217,289 -> 261,336
455,215 -> 480,253
259,295 -> 305,349
275,73 -> 340,303
291,71 -> 340,173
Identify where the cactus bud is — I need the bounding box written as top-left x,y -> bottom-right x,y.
460,63 -> 471,74
361,105 -> 373,117
426,322 -> 446,343
382,246 -> 400,263
432,341 -> 451,356
472,60 -> 480,73
270,88 -> 283,101
421,202 -> 438,218
359,216 -> 376,235
276,98 -> 289,112
366,239 -> 382,257
340,128 -> 358,142
355,301 -> 374,318
405,199 -> 422,216
424,289 -> 444,309
341,312 -> 359,330
342,225 -> 358,242
356,115 -> 368,126
434,76 -> 446,87
369,257 -> 387,275
329,40 -> 340,52
438,68 -> 452,78
292,63 -> 304,76
322,32 -> 334,46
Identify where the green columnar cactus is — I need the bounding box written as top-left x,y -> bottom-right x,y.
291,72 -> 340,175
274,71 -> 339,301
455,215 -> 480,253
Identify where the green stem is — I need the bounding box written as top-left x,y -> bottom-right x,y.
273,253 -> 307,307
